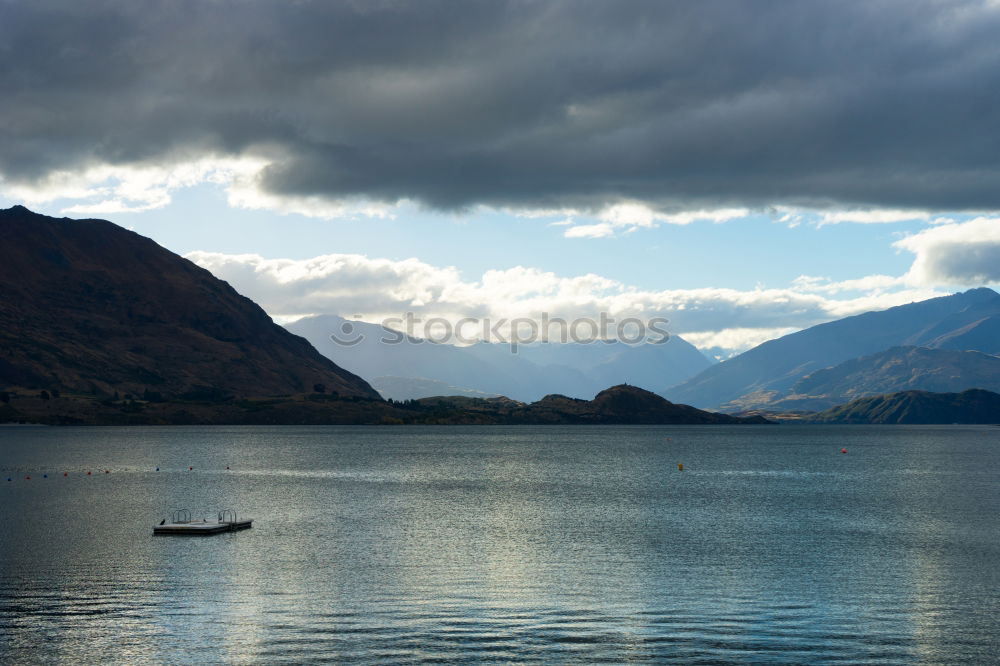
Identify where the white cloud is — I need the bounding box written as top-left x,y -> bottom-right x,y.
186,251 -> 466,316
682,327 -> 800,356
658,207 -> 752,226
563,223 -> 615,238
770,206 -> 954,228
561,202 -> 750,238
817,208 -> 930,226
598,202 -> 662,229
791,273 -> 904,294
3,157 -> 259,214
555,202 -> 949,238
186,250 -> 952,355
0,154 -> 403,221
505,207 -> 581,219
896,216 -> 1000,285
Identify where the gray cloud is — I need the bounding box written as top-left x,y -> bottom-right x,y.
4,0 -> 1000,212
896,216 -> 1000,284
927,242 -> 1000,282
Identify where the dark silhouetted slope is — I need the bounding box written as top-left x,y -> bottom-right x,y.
0,206 -> 379,400
410,384 -> 772,424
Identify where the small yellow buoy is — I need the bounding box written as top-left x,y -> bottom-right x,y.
677,463 -> 684,471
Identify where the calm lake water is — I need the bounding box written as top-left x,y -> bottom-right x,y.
1,425 -> 998,664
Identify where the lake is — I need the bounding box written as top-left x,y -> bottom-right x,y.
1,424 -> 998,664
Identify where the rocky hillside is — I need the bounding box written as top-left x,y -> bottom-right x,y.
809,388 -> 1000,424
666,288 -> 1000,409
756,346 -> 1000,411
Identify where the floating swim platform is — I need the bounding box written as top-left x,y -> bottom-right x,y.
154,509 -> 252,536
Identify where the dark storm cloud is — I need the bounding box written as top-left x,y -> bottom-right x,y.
3,0 -> 1000,211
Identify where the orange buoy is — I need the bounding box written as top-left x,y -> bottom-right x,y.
841,448 -> 847,454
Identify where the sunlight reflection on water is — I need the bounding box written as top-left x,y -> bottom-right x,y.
1,424 -> 998,663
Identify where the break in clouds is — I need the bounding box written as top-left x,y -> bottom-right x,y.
4,0 -> 1000,216
185,254 -> 950,358
184,213 -> 1000,355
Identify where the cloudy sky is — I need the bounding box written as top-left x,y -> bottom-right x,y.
3,0 -> 1000,356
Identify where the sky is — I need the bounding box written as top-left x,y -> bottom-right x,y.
3,0 -> 1000,358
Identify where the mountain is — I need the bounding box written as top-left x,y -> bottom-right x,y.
287,314 -> 711,402
506,337 -> 713,394
0,206 -> 379,400
406,384 -> 772,425
759,346 -> 1000,411
666,288 -> 1000,409
810,389 -> 1000,424
926,315 -> 1000,353
286,315 -> 580,401
370,376 -> 499,401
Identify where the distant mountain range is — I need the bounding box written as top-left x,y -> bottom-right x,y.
809,388 -> 1000,424
287,314 -> 711,402
293,289 -> 1000,412
370,376 -> 500,401
665,288 -> 1000,410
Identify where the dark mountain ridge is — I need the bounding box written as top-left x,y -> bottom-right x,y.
406,384 -> 772,425
0,382 -> 771,426
0,206 -> 379,400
